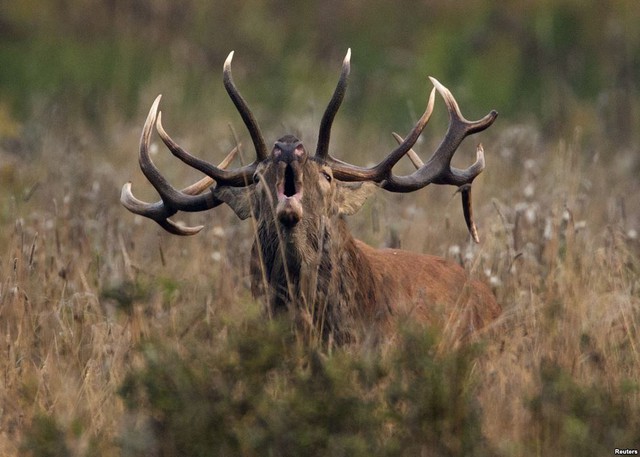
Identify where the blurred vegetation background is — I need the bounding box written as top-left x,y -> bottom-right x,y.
1,0 -> 639,145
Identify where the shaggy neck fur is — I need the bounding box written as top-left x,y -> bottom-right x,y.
250,215 -> 388,343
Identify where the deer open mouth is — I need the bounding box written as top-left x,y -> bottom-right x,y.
276,161 -> 304,227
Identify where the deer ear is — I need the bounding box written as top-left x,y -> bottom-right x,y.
335,181 -> 377,216
212,186 -> 254,220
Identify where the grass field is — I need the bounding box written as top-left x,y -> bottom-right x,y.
1,87 -> 638,456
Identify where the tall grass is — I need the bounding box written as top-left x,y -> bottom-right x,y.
478,129 -> 640,454
1,92 -> 638,455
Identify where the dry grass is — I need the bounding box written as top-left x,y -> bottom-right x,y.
1,108 -> 638,455
477,130 -> 640,454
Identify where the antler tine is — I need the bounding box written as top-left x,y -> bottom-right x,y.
315,49 -> 435,176
430,77 -> 497,134
121,96 -> 240,235
373,86 -> 436,174
223,51 -> 268,161
459,182 -> 480,243
176,144 -> 238,195
328,85 -> 437,182
315,48 -> 351,160
156,111 -> 255,187
120,183 -> 206,235
458,144 -> 484,243
392,132 -> 424,168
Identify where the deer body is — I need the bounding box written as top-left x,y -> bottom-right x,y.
213,133 -> 499,342
122,49 -> 500,343
356,242 -> 500,334
253,226 -> 500,342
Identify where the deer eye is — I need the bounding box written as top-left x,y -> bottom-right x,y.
321,171 -> 332,183
253,172 -> 260,183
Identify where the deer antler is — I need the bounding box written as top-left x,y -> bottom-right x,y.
223,51 -> 268,161
380,78 -> 495,191
315,50 -> 438,176
121,52 -> 271,234
123,50 -> 496,241
392,132 -> 482,243
323,77 -> 496,188
315,49 -> 351,160
121,96 -> 242,235
314,60 -> 495,242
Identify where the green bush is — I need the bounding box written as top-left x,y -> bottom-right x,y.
117,318 -> 489,456
527,358 -> 640,456
22,415 -> 70,457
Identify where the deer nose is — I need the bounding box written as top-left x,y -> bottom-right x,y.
272,138 -> 307,164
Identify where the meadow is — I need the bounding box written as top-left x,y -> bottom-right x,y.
1,1 -> 639,455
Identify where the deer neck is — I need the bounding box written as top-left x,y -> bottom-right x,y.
251,216 -> 383,339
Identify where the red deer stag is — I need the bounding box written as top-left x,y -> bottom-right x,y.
121,50 -> 500,344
